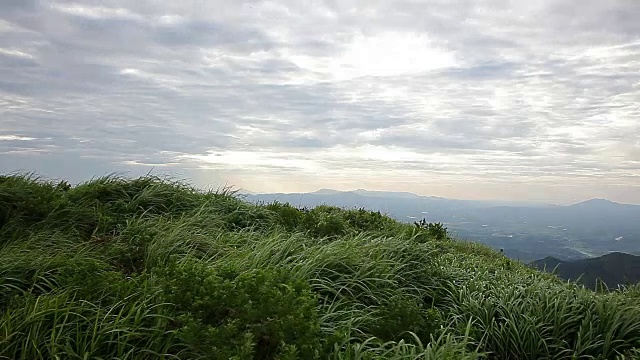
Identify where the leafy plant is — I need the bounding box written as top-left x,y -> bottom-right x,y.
414,219 -> 448,240
158,259 -> 322,359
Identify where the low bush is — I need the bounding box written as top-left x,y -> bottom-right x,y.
158,258 -> 322,359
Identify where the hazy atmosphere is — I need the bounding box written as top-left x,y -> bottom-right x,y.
1,0 -> 639,204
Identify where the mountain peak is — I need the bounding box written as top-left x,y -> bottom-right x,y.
311,188 -> 342,195
570,198 -> 619,207
351,189 -> 422,199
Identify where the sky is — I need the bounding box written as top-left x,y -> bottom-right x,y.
1,0 -> 639,204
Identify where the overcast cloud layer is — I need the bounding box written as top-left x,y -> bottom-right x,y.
1,0 -> 639,204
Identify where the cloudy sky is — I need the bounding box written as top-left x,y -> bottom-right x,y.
1,0 -> 639,204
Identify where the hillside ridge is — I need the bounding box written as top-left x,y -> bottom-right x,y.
530,252 -> 640,290
1,174 -> 639,359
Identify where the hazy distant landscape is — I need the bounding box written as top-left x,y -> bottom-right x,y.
244,189 -> 640,263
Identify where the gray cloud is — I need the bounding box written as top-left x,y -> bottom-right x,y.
1,0 -> 639,204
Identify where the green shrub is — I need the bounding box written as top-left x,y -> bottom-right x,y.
414,219 -> 448,241
366,294 -> 441,342
266,202 -> 305,231
342,208 -> 397,233
157,259 -> 322,359
301,205 -> 348,238
0,175 -> 68,238
222,204 -> 275,232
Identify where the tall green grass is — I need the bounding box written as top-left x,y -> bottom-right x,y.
1,174 -> 639,359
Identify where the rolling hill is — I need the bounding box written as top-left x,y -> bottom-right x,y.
530,252 -> 640,290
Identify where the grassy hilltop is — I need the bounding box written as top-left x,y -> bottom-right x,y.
1,174 -> 639,360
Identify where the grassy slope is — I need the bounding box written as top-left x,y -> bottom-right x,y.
0,175 -> 639,360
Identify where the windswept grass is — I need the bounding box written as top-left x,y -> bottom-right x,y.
1,174 -> 639,359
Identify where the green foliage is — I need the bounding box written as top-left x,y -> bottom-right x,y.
439,253 -> 640,360
268,203 -> 401,239
267,202 -> 305,232
301,205 -> 349,238
0,175 -> 68,238
330,321 -> 484,360
158,259 -> 322,359
341,208 -> 398,233
1,173 -> 639,359
0,290 -> 177,359
414,219 -> 448,241
366,295 -> 441,342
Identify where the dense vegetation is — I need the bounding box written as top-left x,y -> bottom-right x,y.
1,174 -> 639,359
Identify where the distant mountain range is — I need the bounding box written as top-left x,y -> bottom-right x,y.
241,189 -> 640,263
530,252 -> 640,290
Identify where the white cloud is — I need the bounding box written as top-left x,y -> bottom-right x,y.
0,135 -> 37,141
289,32 -> 457,81
50,3 -> 144,21
0,0 -> 639,203
0,47 -> 34,59
180,151 -> 322,173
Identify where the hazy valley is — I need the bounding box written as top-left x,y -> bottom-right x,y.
244,189 -> 640,263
